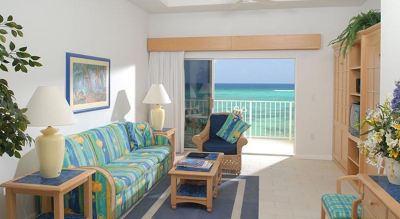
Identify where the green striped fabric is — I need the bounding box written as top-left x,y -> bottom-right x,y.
63,134 -> 97,168
322,194 -> 362,219
126,122 -> 154,150
216,113 -> 250,143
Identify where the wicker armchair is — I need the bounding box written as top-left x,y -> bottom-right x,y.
192,113 -> 248,175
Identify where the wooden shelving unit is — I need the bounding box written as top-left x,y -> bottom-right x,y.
332,23 -> 381,176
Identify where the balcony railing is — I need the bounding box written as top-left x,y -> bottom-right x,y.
185,99 -> 295,140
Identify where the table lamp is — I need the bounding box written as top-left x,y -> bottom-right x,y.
26,86 -> 76,178
143,84 -> 171,130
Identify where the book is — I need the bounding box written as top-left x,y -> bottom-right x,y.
176,158 -> 213,170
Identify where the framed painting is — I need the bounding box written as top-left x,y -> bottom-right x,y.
66,52 -> 110,113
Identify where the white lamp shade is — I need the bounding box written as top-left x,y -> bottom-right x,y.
143,84 -> 171,105
26,86 -> 77,127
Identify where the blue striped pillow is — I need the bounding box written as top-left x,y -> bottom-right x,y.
216,113 -> 250,143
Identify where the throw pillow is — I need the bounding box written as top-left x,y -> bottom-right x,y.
127,122 -> 154,150
216,113 -> 250,144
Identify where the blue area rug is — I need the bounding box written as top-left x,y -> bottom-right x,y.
125,175 -> 259,219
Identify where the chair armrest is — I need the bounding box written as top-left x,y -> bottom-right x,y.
236,136 -> 248,154
351,197 -> 362,219
192,130 -> 209,152
336,175 -> 359,194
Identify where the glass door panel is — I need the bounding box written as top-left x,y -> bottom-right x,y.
184,60 -> 212,149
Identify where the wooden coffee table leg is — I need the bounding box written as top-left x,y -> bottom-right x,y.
171,175 -> 177,209
6,188 -> 16,219
206,177 -> 213,212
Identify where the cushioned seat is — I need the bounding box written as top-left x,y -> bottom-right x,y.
133,146 -> 171,162
322,194 -> 362,219
203,138 -> 237,155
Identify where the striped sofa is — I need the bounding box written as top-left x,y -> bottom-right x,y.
59,122 -> 173,219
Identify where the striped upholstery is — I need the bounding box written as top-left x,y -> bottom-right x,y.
54,122 -> 173,219
322,194 -> 362,219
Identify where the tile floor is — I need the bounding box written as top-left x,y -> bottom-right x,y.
241,154 -> 356,219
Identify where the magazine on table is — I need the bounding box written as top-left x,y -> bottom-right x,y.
176,158 -> 214,170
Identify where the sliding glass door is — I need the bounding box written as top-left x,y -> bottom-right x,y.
184,60 -> 213,149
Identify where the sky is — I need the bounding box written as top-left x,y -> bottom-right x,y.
214,59 -> 295,84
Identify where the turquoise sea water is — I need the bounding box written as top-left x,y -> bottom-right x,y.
214,83 -> 295,101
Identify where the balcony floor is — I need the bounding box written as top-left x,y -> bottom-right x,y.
242,138 -> 294,156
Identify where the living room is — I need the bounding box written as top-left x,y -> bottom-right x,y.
0,0 -> 399,218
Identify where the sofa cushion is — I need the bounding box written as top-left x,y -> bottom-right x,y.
64,134 -> 97,168
126,122 -> 154,150
134,146 -> 171,163
209,114 -> 229,139
203,138 -> 237,155
217,113 -> 250,143
108,123 -> 131,155
84,126 -> 126,166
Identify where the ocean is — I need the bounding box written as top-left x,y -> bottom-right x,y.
214,83 -> 295,101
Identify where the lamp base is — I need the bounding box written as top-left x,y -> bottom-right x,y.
36,126 -> 65,178
150,104 -> 165,131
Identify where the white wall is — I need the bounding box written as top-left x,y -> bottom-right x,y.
381,0 -> 399,99
149,7 -> 364,159
0,0 -> 148,218
361,0 -> 381,12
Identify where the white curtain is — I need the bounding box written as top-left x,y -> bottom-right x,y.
148,52 -> 185,153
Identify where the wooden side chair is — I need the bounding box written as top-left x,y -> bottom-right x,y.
321,175 -> 362,219
192,112 -> 248,175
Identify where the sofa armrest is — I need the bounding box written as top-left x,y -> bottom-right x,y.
81,166 -> 116,219
236,136 -> 248,154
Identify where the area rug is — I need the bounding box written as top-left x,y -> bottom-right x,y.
124,175 -> 259,219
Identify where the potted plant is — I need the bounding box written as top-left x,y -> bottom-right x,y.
329,10 -> 381,56
359,82 -> 400,185
0,15 -> 42,158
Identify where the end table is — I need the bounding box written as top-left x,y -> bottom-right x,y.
0,168 -> 95,219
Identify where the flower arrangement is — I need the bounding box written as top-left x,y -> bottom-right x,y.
358,82 -> 400,167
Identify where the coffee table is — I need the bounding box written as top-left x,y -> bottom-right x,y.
168,152 -> 223,212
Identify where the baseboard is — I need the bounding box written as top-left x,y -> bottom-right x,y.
294,154 -> 332,160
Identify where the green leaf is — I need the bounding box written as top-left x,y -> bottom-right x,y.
20,65 -> 27,73
16,52 -> 30,58
31,56 -> 40,60
16,25 -> 22,30
19,47 -> 27,52
9,41 -> 15,51
0,35 -> 5,43
14,151 -> 21,158
0,15 -> 3,23
0,64 -> 8,72
0,29 -> 7,34
14,64 -> 21,72
28,60 -> 35,67
12,59 -> 18,66
33,61 -> 42,67
5,22 -> 16,28
7,15 -> 13,22
17,30 -> 23,37
11,30 -> 17,37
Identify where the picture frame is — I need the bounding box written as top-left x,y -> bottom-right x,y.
66,52 -> 111,113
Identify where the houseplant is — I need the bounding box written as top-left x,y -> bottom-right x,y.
329,10 -> 381,56
358,82 -> 400,185
0,15 -> 42,158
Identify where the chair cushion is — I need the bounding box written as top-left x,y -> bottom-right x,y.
322,194 -> 362,219
209,114 -> 229,139
203,138 -> 237,155
216,113 -> 250,143
126,122 -> 154,150
64,134 -> 97,168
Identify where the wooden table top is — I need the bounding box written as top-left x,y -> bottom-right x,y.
0,168 -> 95,193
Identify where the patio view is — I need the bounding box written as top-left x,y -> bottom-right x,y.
184,59 -> 295,155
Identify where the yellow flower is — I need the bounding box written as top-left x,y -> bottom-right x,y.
138,124 -> 146,130
390,150 -> 399,159
92,181 -> 102,192
393,124 -> 400,130
74,136 -> 84,144
117,196 -> 123,205
96,139 -> 103,148
233,131 -> 241,138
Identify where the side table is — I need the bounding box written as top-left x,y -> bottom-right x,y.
153,128 -> 176,164
0,169 -> 95,219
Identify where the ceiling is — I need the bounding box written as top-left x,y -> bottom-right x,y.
129,0 -> 366,13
